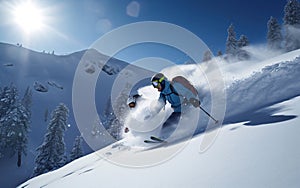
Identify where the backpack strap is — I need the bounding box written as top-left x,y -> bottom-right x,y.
170,83 -> 180,96
162,83 -> 180,97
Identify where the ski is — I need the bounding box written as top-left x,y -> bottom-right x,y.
144,140 -> 160,144
150,136 -> 166,143
144,136 -> 167,144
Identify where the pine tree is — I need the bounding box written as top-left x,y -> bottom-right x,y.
237,35 -> 249,48
0,87 -> 6,156
284,0 -> 300,25
217,50 -> 223,57
69,136 -> 84,161
267,17 -> 283,50
283,0 -> 300,51
0,85 -> 18,119
4,101 -> 29,167
236,35 -> 250,60
0,85 -> 19,152
16,86 -> 32,167
202,50 -> 213,62
33,103 -> 69,177
0,85 -> 30,167
225,24 -> 238,56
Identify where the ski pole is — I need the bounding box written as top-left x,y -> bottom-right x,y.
199,106 -> 219,124
188,98 -> 219,124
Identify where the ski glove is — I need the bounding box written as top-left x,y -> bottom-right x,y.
189,98 -> 200,107
124,127 -> 130,133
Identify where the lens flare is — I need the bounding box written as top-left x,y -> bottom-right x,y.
13,1 -> 45,34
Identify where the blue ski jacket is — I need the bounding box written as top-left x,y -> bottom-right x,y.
159,79 -> 196,113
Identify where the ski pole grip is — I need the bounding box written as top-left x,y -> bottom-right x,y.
189,98 -> 200,107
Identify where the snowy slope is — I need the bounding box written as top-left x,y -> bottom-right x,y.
18,96 -> 300,188
0,42 -> 154,188
18,48 -> 300,187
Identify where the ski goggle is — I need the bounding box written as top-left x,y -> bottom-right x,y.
152,80 -> 159,88
152,76 -> 164,88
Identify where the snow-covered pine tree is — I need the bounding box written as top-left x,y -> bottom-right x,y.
283,0 -> 300,51
284,0 -> 300,26
0,85 -> 30,166
69,136 -> 84,162
202,50 -> 213,62
0,85 -> 17,155
33,103 -> 69,177
267,17 -> 283,50
237,35 -> 249,48
225,24 -> 238,56
5,100 -> 29,167
0,86 -> 18,148
237,35 -> 250,60
16,86 -> 32,167
217,50 -> 223,57
0,85 -> 18,119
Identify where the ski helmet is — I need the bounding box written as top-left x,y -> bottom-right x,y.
151,73 -> 166,88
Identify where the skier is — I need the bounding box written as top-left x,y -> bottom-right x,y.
124,73 -> 201,135
149,73 -> 200,129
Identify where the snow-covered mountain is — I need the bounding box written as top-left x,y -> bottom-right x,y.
17,46 -> 300,187
0,42 -> 154,188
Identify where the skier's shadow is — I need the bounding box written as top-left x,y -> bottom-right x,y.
224,105 -> 297,127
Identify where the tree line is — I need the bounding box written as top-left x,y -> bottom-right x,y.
0,84 -> 84,177
0,85 -> 31,167
203,0 -> 300,62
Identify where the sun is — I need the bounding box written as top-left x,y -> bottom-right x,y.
13,1 -> 45,34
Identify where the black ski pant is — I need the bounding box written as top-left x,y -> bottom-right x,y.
162,112 -> 181,128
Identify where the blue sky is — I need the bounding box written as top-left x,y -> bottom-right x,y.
0,0 -> 287,63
